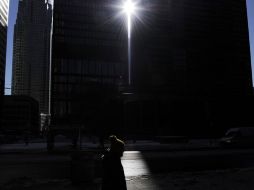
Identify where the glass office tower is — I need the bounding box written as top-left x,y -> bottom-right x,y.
0,0 -> 9,98
51,0 -> 252,137
12,0 -> 52,114
0,0 -> 9,130
51,0 -> 126,130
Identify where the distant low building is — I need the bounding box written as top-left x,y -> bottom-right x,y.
1,95 -> 39,135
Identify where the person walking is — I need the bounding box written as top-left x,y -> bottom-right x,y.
101,135 -> 127,190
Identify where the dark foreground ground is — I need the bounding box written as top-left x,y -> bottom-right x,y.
2,168 -> 254,190
1,141 -> 254,189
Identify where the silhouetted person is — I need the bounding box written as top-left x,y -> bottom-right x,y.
102,135 -> 127,190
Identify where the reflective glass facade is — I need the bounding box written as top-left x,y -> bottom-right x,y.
52,0 -> 126,125
12,0 -> 52,114
51,0 -> 252,135
0,0 -> 9,98
0,0 -> 9,128
131,0 -> 252,96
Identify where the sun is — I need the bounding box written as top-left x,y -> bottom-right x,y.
123,0 -> 137,16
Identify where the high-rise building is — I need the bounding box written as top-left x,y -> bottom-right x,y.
51,0 -> 126,128
12,0 -> 52,114
51,0 -> 252,136
131,0 -> 252,96
130,0 -> 253,136
0,0 -> 9,102
0,0 -> 9,130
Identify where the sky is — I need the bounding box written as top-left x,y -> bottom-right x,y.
4,0 -> 254,95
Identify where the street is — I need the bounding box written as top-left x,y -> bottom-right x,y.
1,148 -> 254,182
122,149 -> 254,176
1,147 -> 254,189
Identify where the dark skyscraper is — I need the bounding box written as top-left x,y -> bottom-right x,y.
12,0 -> 52,114
0,0 -> 9,129
51,0 -> 252,137
0,0 -> 9,94
131,0 -> 252,96
0,0 -> 9,97
51,0 -> 126,129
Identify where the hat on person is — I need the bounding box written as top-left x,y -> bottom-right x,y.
109,135 -> 117,141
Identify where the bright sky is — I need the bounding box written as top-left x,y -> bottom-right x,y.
4,0 -> 254,94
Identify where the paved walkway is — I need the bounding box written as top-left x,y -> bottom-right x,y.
1,167 -> 254,190
0,139 -> 220,153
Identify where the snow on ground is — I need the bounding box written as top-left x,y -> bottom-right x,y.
127,168 -> 254,190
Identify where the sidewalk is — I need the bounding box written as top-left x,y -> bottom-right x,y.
124,139 -> 219,151
1,140 -> 254,190
1,167 -> 254,190
126,167 -> 254,190
0,139 -> 220,154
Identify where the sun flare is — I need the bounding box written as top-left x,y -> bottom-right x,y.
123,0 -> 137,16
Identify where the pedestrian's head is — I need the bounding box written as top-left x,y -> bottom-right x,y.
109,135 -> 117,143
